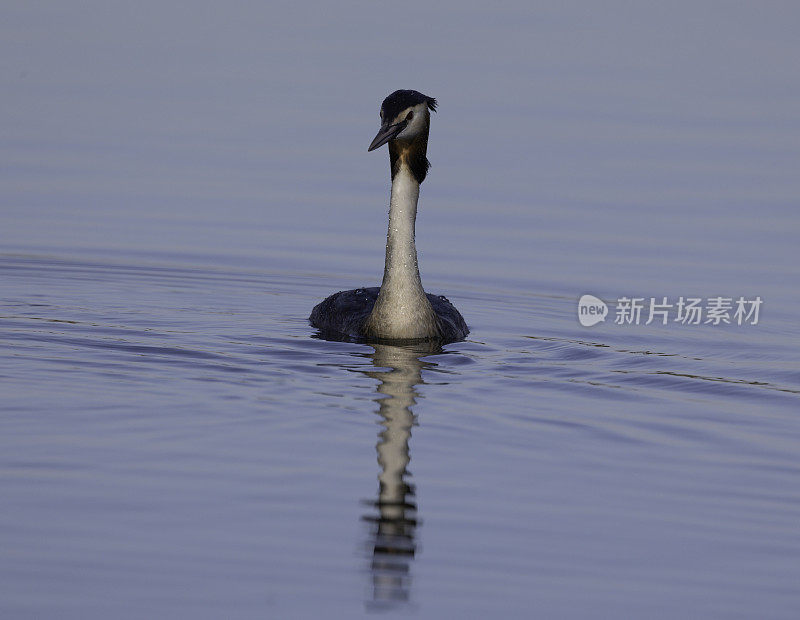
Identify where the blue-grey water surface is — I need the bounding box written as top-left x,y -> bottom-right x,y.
2,2 -> 799,618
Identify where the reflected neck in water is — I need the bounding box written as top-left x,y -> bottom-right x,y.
362,342 -> 441,610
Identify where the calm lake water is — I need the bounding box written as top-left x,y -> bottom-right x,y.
2,2 -> 799,618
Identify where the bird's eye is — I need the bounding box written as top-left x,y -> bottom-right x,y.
406,111 -> 414,121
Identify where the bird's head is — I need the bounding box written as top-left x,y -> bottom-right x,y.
368,90 -> 437,152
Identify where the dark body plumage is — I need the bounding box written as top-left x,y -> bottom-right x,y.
310,287 -> 467,343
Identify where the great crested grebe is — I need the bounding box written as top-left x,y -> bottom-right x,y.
310,90 -> 468,343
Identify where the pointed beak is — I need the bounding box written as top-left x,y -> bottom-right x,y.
368,120 -> 407,152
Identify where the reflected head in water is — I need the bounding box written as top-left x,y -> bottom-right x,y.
309,90 -> 468,344
361,341 -> 443,610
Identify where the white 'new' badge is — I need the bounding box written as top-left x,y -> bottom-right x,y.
578,295 -> 608,327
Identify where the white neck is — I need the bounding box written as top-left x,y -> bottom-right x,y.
363,165 -> 438,340
383,166 -> 423,293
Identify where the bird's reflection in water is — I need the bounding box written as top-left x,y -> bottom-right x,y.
360,341 -> 442,611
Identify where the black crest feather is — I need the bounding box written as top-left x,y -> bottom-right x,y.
381,90 -> 437,121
